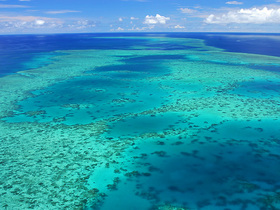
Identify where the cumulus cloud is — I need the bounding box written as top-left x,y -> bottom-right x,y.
144,14 -> 170,24
226,1 -> 243,5
179,8 -> 196,14
205,7 -> 280,24
174,25 -> 185,29
130,17 -> 139,20
119,17 -> 123,22
46,10 -> 80,14
35,19 -> 45,25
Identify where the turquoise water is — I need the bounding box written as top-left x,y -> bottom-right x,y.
1,34 -> 280,210
231,79 -> 280,98
105,112 -> 186,138
3,74 -> 169,125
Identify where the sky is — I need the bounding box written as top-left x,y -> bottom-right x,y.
1,0 -> 280,34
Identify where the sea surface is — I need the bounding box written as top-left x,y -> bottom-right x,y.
0,33 -> 280,209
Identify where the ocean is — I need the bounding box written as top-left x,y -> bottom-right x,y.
0,33 -> 280,209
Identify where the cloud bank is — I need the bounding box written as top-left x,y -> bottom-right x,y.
0,15 -> 55,22
0,15 -> 96,33
144,14 -> 170,24
205,7 -> 280,24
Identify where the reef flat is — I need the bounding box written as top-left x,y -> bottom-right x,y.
1,35 -> 280,209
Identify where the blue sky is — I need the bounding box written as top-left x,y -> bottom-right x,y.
1,0 -> 280,34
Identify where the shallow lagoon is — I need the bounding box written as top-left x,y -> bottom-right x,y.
1,34 -> 280,209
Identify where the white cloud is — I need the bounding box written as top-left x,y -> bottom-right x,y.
69,20 -> 96,29
0,16 -> 64,33
130,17 -> 139,20
19,0 -> 31,1
117,27 -> 124,31
46,10 -> 80,14
0,15 -> 97,33
0,15 -> 56,22
226,1 -> 243,5
119,17 -> 123,22
179,8 -> 196,14
144,14 -> 170,24
129,25 -> 154,31
35,19 -> 45,25
0,4 -> 29,8
205,7 -> 280,24
174,25 -> 185,29
111,26 -> 125,31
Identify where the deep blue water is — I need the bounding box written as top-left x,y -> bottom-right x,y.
167,33 -> 280,57
1,33 -> 280,77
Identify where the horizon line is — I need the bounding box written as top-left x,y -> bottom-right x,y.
1,31 -> 280,36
